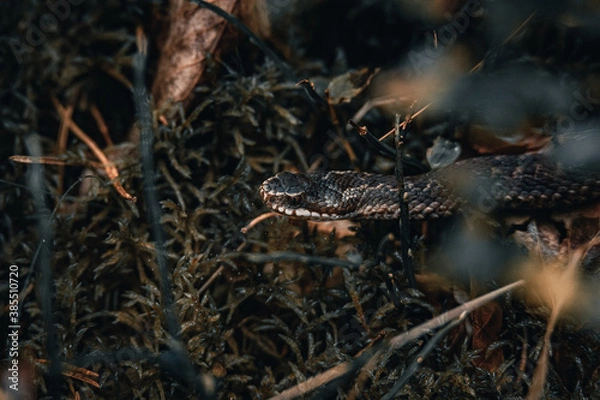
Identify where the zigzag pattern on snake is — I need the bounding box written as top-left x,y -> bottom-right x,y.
259,153 -> 600,221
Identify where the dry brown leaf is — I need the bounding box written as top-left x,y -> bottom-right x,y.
470,301 -> 504,372
510,207 -> 600,265
465,123 -> 551,155
510,220 -> 564,263
325,68 -> 380,105
237,0 -> 271,40
152,0 -> 237,112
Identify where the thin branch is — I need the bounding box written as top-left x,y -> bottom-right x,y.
348,120 -> 396,158
241,212 -> 280,233
24,135 -> 61,396
394,114 -> 415,287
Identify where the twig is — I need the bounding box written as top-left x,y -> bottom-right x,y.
24,135 -> 61,396
241,212 -> 280,233
347,96 -> 403,130
348,120 -> 396,158
374,233 -> 402,307
394,114 -> 415,287
470,11 -> 538,73
347,120 -> 428,173
197,265 -> 224,296
296,79 -> 328,106
57,102 -> 73,195
90,103 -> 114,146
379,104 -> 431,141
10,155 -> 69,166
51,96 -> 136,202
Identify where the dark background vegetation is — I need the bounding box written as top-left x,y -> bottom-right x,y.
1,0 -> 600,398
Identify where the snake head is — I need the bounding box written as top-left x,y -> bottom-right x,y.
260,172 -> 317,218
259,171 -> 340,220
260,171 -> 380,220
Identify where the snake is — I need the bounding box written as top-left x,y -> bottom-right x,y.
259,153 -> 600,221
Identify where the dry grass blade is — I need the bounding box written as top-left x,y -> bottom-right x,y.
9,156 -> 70,166
51,96 -> 136,202
56,102 -> 73,195
89,103 -> 114,147
241,211 -> 280,233
37,359 -> 100,388
525,243 -> 593,399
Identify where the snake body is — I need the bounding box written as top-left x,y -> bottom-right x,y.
259,153 -> 600,221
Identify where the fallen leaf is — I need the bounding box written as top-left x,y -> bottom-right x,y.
152,0 -> 237,113
470,301 -> 504,372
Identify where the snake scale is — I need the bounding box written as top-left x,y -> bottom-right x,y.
259,153 -> 600,221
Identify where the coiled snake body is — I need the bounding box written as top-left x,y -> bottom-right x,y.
260,154 -> 600,221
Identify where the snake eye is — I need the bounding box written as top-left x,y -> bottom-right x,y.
286,194 -> 304,207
